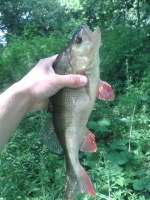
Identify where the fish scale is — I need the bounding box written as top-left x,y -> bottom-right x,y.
42,24 -> 115,200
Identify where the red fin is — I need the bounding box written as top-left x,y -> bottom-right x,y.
65,165 -> 95,200
97,80 -> 115,101
80,129 -> 97,152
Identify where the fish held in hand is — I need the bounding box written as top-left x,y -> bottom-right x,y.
42,24 -> 114,200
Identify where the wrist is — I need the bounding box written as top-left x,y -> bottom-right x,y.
0,81 -> 32,151
10,81 -> 32,113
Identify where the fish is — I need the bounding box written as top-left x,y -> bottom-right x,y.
42,24 -> 114,200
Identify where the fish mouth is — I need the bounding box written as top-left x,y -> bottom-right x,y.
81,24 -> 101,46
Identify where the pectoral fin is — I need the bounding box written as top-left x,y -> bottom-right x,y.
85,73 -> 91,100
41,120 -> 63,155
80,129 -> 97,152
97,80 -> 115,101
76,70 -> 91,99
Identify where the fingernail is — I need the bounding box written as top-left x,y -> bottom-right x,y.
80,76 -> 88,85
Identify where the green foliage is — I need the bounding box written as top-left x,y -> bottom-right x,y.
0,111 -> 66,200
100,25 -> 150,85
86,69 -> 150,199
0,0 -> 84,39
82,138 -> 150,199
0,33 -> 68,91
0,0 -> 150,199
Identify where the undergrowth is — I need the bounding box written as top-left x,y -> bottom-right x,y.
0,23 -> 149,200
0,67 -> 149,200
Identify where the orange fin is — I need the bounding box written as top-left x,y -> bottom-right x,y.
66,165 -> 95,200
80,129 -> 97,152
97,80 -> 115,101
41,120 -> 63,155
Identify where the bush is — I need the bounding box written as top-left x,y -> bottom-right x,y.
0,33 -> 68,91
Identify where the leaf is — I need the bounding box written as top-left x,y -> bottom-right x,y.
147,112 -> 150,119
119,116 -> 131,123
133,180 -> 144,191
98,126 -> 110,132
110,139 -> 128,150
141,95 -> 149,101
94,102 -> 103,109
87,121 -> 98,131
125,178 -> 133,184
86,152 -> 99,168
106,151 -> 131,165
30,188 -> 41,192
98,118 -> 111,126
116,177 -> 125,187
142,177 -> 150,191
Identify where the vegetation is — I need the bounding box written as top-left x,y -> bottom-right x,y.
0,0 -> 150,199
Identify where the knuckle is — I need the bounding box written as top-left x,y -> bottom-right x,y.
69,75 -> 77,86
37,59 -> 44,65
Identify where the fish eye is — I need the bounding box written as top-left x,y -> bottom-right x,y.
75,36 -> 82,44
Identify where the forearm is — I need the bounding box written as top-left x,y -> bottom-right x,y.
0,82 -> 30,151
0,56 -> 87,152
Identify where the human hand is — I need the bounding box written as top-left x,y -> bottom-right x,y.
19,55 -> 88,112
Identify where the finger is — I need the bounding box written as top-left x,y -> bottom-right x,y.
39,55 -> 58,65
48,54 -> 58,65
57,74 -> 88,89
36,55 -> 58,69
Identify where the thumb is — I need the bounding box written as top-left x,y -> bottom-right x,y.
57,74 -> 88,89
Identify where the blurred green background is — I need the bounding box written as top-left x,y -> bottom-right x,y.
0,0 -> 150,199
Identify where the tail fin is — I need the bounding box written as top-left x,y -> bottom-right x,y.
65,165 -> 95,200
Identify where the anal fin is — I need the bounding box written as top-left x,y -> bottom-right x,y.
41,120 -> 63,155
80,129 -> 97,152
